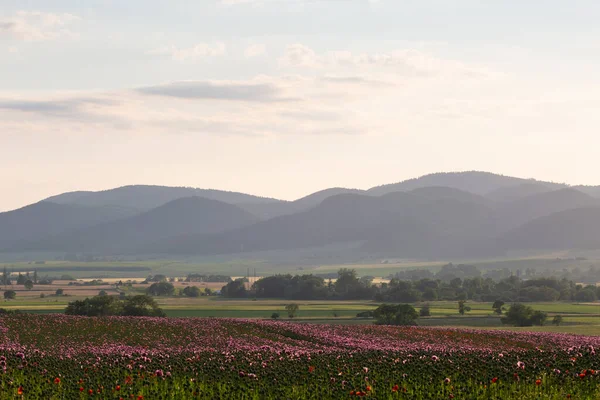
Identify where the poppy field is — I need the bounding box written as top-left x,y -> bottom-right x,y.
1,315 -> 599,399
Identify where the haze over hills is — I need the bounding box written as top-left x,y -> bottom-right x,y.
3,171 -> 600,259
46,185 -> 280,213
14,197 -> 258,254
0,202 -> 136,251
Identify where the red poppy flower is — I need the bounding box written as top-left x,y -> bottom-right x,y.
88,389 -> 94,395
116,385 -> 121,391
491,377 -> 498,384
17,387 -> 23,395
366,386 -> 371,392
54,377 -> 61,384
308,366 -> 315,373
79,387 -> 84,392
392,384 -> 399,392
535,379 -> 542,386
137,396 -> 144,400
579,373 -> 586,379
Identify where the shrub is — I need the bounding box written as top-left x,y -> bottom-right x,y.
3,290 -> 16,300
419,304 -> 431,317
374,304 -> 418,326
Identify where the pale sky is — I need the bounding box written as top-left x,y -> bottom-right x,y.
1,0 -> 600,212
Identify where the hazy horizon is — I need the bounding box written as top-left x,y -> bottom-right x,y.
2,1 -> 600,212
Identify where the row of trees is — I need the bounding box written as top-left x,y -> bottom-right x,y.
371,302 -> 552,327
221,269 -> 600,302
145,282 -> 214,297
65,294 -> 165,317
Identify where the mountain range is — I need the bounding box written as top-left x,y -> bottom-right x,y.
2,171 -> 600,259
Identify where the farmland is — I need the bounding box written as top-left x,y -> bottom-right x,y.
1,315 -> 600,399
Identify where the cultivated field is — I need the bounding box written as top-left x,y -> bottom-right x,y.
1,315 -> 600,399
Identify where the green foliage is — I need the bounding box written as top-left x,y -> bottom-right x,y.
3,290 -> 16,300
458,300 -> 471,315
285,303 -> 299,318
374,304 -> 419,326
492,300 -> 505,315
55,289 -> 64,296
24,280 -> 33,290
182,286 -> 201,297
552,315 -> 563,326
501,303 -> 547,327
419,303 -> 431,317
146,281 -> 175,296
221,279 -> 247,298
65,294 -> 164,317
270,312 -> 280,320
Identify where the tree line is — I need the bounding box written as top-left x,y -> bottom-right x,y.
221,268 -> 600,302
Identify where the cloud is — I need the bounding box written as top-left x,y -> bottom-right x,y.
244,43 -> 267,58
136,80 -> 291,102
278,44 -> 321,68
279,44 -> 491,79
0,11 -> 80,41
147,42 -> 226,62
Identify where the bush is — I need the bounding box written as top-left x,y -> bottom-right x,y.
3,290 -> 16,300
55,289 -> 64,296
285,303 -> 299,318
374,304 -> 418,326
271,312 -> 280,320
182,286 -> 201,297
147,282 -> 175,296
419,304 -> 431,317
65,294 -> 165,317
552,315 -> 563,326
501,303 -> 547,327
356,311 -> 374,318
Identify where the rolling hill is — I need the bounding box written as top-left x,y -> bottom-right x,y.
0,202 -> 135,251
500,207 -> 600,251
45,185 -> 282,213
151,187 -> 498,258
14,197 -> 259,253
368,171 -> 567,197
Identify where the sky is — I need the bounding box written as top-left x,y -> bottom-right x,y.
1,0 -> 600,211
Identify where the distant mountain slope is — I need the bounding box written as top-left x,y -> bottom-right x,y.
46,185 -> 281,213
152,187 -> 497,258
484,182 -> 554,202
15,197 -> 259,253
494,188 -> 600,232
368,171 -> 566,196
239,187 -> 365,219
501,207 -> 600,251
575,186 -> 600,199
0,202 -> 135,250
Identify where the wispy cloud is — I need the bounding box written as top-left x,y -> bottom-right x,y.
244,43 -> 267,58
0,11 -> 80,41
147,42 -> 226,62
136,80 -> 291,102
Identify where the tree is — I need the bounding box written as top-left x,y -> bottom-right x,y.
374,304 -> 418,326
271,312 -> 280,320
55,289 -> 64,296
24,280 -> 33,290
1,267 -> 10,286
17,273 -> 25,285
492,300 -> 505,315
501,303 -> 547,327
3,290 -> 16,300
146,282 -> 175,296
419,303 -> 431,317
221,279 -> 247,298
65,295 -> 123,317
285,303 -> 299,318
458,300 -> 471,315
552,315 -> 563,326
122,295 -> 165,317
65,294 -> 165,317
99,290 -> 107,296
530,310 -> 548,326
182,286 -> 201,297
33,270 -> 38,284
